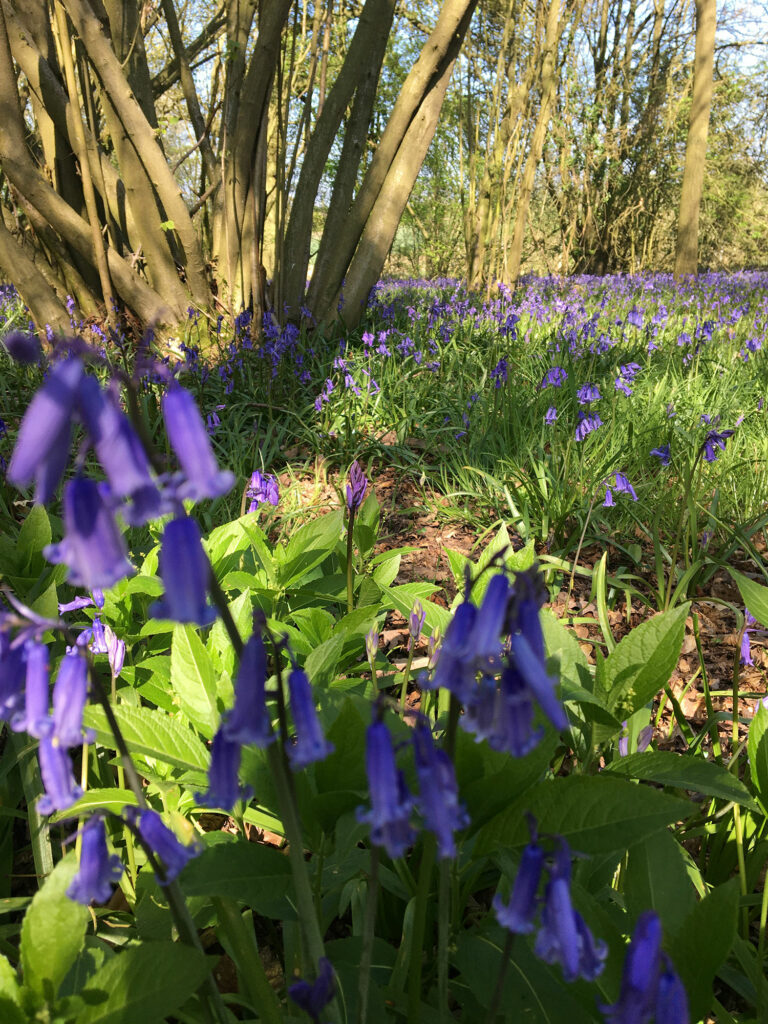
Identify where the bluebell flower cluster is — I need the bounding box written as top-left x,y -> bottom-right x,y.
603,472 -> 638,507
246,470 -> 279,511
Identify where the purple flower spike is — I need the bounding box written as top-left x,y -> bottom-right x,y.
37,734 -> 83,815
357,719 -> 415,858
545,406 -> 558,425
286,665 -> 334,770
51,650 -> 92,748
162,384 -> 235,501
196,728 -> 243,810
346,460 -> 368,511
493,841 -> 545,934
702,429 -> 734,463
412,721 -> 468,858
150,517 -> 216,626
574,412 -> 604,442
288,957 -> 336,1024
7,356 -> 83,503
651,444 -> 671,466
129,808 -> 199,882
223,631 -> 274,747
741,609 -> 756,667
45,477 -> 135,590
67,816 -> 123,905
11,641 -> 49,738
577,382 -> 601,405
3,330 -> 42,364
601,912 -> 669,1024
246,471 -> 279,512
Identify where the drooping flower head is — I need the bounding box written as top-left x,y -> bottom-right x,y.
286,660 -> 334,771
412,720 -> 468,858
357,718 -> 415,858
37,733 -> 83,815
741,608 -> 757,667
701,429 -> 734,464
150,516 -> 216,626
223,628 -> 274,748
3,330 -> 42,364
127,808 -> 199,883
162,384 -> 235,501
288,957 -> 336,1024
196,728 -> 244,811
246,471 -> 279,512
67,815 -> 124,905
651,444 -> 671,466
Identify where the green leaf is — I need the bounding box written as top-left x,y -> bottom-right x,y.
280,510 -> 343,588
474,775 -> 693,856
747,700 -> 768,800
624,829 -> 697,932
181,836 -> 295,919
0,954 -> 23,1023
315,699 -> 368,797
30,580 -> 59,621
17,504 -> 51,563
600,604 -> 689,719
20,852 -> 88,1001
77,941 -> 211,1024
606,751 -> 759,809
171,623 -> 218,735
82,704 -> 210,772
305,634 -> 344,688
670,879 -> 739,1022
729,569 -> 768,627
371,553 -> 400,589
383,582 -> 451,635
50,788 -> 139,821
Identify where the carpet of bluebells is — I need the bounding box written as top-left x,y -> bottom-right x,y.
1,273 -> 768,1024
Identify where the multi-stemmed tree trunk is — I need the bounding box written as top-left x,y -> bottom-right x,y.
0,0 -> 477,342
674,0 -> 716,276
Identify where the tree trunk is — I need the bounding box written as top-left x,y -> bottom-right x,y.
674,0 -> 715,277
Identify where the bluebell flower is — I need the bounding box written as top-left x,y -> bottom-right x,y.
45,477 -> 134,590
702,429 -> 733,463
11,641 -> 49,738
577,383 -> 601,404
574,412 -> 604,442
470,573 -> 510,665
7,356 -> 83,503
545,406 -> 558,424
104,624 -> 125,677
196,728 -> 243,810
409,600 -> 425,642
51,650 -> 93,748
346,460 -> 368,511
128,808 -> 199,882
741,609 -> 756,667
412,721 -> 468,858
651,444 -> 671,466
365,627 -> 379,666
541,367 -> 567,389
615,377 -> 632,397
246,471 -> 279,512
162,384 -> 235,501
534,840 -> 607,982
427,599 -> 478,704
357,719 -> 415,858
288,957 -> 336,1024
286,664 -> 334,770
601,911 -> 688,1024
37,733 -> 83,815
620,363 -> 641,379
223,631 -> 274,747
626,309 -> 643,328
3,330 -> 41,364
67,815 -> 123,904
493,840 -> 545,934
1,634 -> 28,725
150,517 -> 217,626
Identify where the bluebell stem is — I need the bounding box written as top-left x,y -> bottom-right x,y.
223,630 -> 273,747
346,460 -> 368,511
162,384 -> 235,500
128,808 -> 199,882
51,650 -> 93,748
11,641 -> 49,738
412,721 -> 467,858
493,841 -> 545,934
196,729 -> 243,811
534,839 -> 607,982
150,516 -> 217,626
37,733 -> 83,815
702,429 -> 734,463
286,663 -> 334,770
358,719 -> 415,858
45,477 -> 135,590
288,957 -> 336,1024
7,355 -> 83,503
67,815 -> 123,905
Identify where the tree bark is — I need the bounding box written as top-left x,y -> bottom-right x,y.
674,0 -> 715,277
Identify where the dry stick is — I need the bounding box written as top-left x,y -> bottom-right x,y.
52,0 -> 115,326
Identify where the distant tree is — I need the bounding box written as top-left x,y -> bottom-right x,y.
0,0 -> 477,341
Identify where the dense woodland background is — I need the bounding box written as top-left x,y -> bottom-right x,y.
0,0 -> 766,339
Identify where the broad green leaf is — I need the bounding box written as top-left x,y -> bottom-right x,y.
82,704 -> 210,772
0,953 -> 23,1023
171,623 -> 218,735
383,582 -> 450,634
600,604 -> 688,719
21,853 -> 88,1000
208,590 -> 252,679
729,568 -> 768,627
624,829 -> 697,931
50,788 -> 139,821
180,836 -> 295,919
280,510 -> 343,588
30,580 -> 58,621
541,608 -> 595,695
606,750 -> 759,809
305,634 -> 344,688
747,700 -> 768,800
77,941 -> 211,1024
17,504 -> 51,563
670,879 -> 739,1022
315,699 -> 368,798
205,514 -> 255,567
371,553 -> 401,589
474,775 -> 693,856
